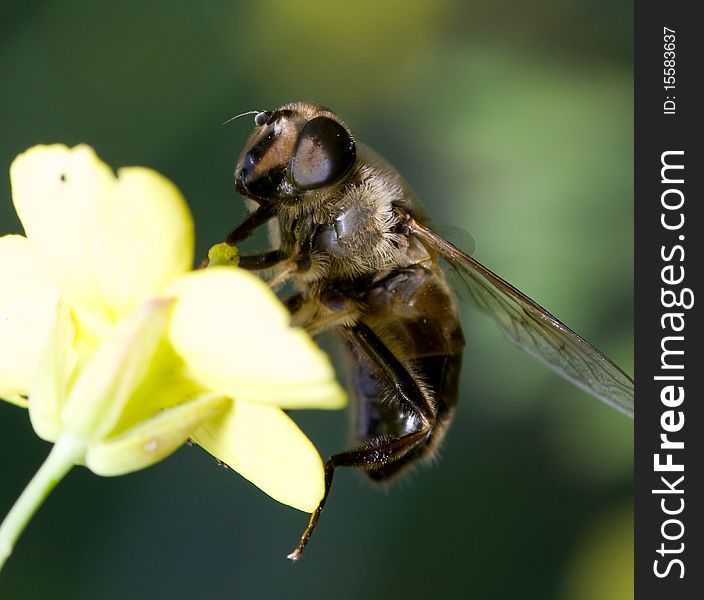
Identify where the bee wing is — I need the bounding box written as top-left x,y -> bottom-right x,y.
410,220 -> 634,417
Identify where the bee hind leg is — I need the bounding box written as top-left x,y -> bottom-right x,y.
287,429 -> 429,562
287,321 -> 435,561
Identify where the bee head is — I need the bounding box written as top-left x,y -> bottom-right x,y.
234,103 -> 356,203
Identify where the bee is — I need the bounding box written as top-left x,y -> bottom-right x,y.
224,101 -> 634,560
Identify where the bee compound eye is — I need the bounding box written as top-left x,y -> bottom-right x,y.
254,111 -> 272,126
290,117 -> 356,190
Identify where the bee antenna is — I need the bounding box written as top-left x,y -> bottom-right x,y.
222,110 -> 261,126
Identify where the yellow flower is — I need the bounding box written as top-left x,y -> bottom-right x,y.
0,145 -> 345,569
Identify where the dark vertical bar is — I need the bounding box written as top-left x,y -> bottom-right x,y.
635,1 -> 702,597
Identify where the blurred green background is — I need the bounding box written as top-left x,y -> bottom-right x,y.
0,1 -> 633,598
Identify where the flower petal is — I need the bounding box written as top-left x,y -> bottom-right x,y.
60,298 -> 174,440
10,145 -> 194,324
108,337 -> 206,437
29,302 -> 78,441
192,401 -> 325,512
167,268 -> 346,409
0,235 -> 60,405
86,394 -> 230,476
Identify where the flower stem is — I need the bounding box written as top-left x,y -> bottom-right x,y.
0,434 -> 85,572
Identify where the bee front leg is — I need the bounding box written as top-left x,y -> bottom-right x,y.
234,248 -> 301,289
287,321 -> 435,561
237,249 -> 286,269
225,204 -> 277,245
197,206 -> 279,268
239,250 -> 313,289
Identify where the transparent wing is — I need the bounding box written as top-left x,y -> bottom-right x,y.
409,219 -> 634,417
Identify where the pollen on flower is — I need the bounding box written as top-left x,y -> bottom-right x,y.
144,440 -> 159,452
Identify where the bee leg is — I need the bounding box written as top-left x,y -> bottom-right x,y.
283,293 -> 304,314
237,249 -> 286,269
225,204 -> 276,245
233,250 -> 298,289
267,260 -> 304,290
287,429 -> 428,562
350,321 -> 435,423
287,322 -> 434,561
282,295 -> 355,337
200,248 -> 283,270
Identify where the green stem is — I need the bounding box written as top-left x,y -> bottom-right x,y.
0,434 -> 85,572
